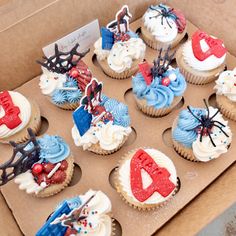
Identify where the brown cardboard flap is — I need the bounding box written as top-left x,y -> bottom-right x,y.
0,0 -> 157,90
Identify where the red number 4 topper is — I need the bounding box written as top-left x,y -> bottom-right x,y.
0,91 -> 22,129
192,30 -> 227,61
130,149 -> 175,202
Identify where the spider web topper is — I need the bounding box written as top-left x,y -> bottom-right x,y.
151,46 -> 175,78
186,99 -> 230,147
0,128 -> 40,186
138,47 -> 175,85
106,5 -> 132,34
37,43 -> 90,74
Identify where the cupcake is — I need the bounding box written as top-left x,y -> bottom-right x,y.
36,190 -> 113,236
0,90 -> 41,144
172,100 -> 232,162
0,129 -> 74,197
71,78 -> 132,155
132,47 -> 187,117
116,148 -> 177,210
94,5 -> 146,79
214,68 -> 236,121
141,4 -> 187,50
37,43 -> 92,110
176,30 -> 227,85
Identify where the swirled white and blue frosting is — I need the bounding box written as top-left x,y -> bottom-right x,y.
172,108 -> 206,148
132,67 -> 186,109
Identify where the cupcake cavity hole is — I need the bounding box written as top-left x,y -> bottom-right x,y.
113,218 -> 122,236
175,177 -> 181,194
180,32 -> 189,45
162,127 -> 172,148
92,54 -> 100,67
173,96 -> 185,111
208,93 -> 217,107
69,163 -> 82,187
37,116 -> 49,136
108,167 -> 118,189
124,127 -> 137,147
124,88 -> 133,103
135,27 -> 141,35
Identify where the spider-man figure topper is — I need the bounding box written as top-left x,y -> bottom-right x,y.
107,5 -> 132,34
80,78 -> 102,112
73,78 -> 113,136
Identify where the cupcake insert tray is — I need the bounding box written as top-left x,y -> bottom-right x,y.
0,18 -> 236,236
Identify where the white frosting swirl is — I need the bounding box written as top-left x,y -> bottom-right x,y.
94,37 -> 146,73
118,148 -> 177,205
72,121 -> 131,151
74,190 -> 112,236
192,107 -> 232,162
95,122 -> 131,150
214,68 -> 236,102
0,91 -> 31,139
39,68 -> 66,96
53,190 -> 112,236
182,40 -> 226,71
94,38 -> 110,61
143,8 -> 178,42
14,171 -> 45,194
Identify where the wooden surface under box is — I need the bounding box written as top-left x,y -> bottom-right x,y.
0,19 -> 236,236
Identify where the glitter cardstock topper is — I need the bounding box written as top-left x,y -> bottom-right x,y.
72,78 -> 103,136
106,5 -> 132,34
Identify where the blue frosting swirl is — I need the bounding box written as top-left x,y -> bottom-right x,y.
51,90 -> 67,105
51,77 -> 82,105
64,77 -> 78,88
103,98 -> 130,127
126,31 -> 139,39
132,68 -> 186,109
38,135 -> 70,163
163,69 -> 187,97
66,90 -> 82,103
100,94 -> 109,106
172,107 -> 206,148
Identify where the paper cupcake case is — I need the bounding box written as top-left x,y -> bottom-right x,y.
1,18 -> 236,236
176,45 -> 226,85
216,94 -> 236,121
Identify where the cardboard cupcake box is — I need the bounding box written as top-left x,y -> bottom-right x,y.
0,1 -> 236,235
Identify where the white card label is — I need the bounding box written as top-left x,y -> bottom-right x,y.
43,19 -> 100,57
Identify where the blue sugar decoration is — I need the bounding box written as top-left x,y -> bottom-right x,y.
73,106 -> 92,136
101,27 -> 114,50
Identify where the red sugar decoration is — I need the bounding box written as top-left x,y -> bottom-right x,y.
59,160 -> 68,171
50,170 -> 66,184
138,61 -> 153,85
192,30 -> 227,61
0,91 -> 22,129
130,149 -> 175,202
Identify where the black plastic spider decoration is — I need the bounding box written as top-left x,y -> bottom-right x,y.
151,46 -> 175,78
0,128 -> 40,186
187,99 -> 229,147
37,43 -> 90,74
149,5 -> 177,29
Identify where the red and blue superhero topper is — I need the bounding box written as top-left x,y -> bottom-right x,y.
102,5 -> 132,50
72,78 -> 103,136
107,5 -> 132,34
